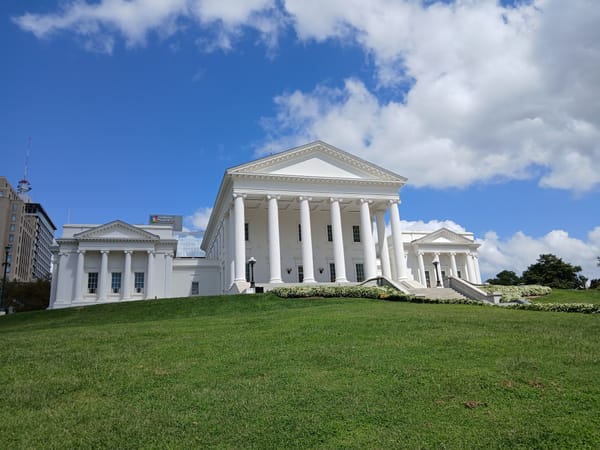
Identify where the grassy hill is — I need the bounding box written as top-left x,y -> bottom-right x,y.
1,294 -> 599,449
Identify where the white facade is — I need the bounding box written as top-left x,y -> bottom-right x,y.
50,141 -> 481,308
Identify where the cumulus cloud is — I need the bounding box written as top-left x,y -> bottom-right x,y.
186,206 -> 213,230
259,0 -> 600,192
478,227 -> 600,281
14,0 -> 600,192
12,0 -> 281,53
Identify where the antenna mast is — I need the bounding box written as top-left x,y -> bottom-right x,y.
17,137 -> 33,200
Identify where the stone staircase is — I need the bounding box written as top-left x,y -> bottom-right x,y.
410,287 -> 466,300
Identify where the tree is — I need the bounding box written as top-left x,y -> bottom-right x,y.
521,254 -> 586,289
5,277 -> 51,312
487,270 -> 521,285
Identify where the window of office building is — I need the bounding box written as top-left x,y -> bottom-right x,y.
88,272 -> 98,294
355,263 -> 365,282
134,272 -> 145,293
353,225 -> 361,242
111,272 -> 122,293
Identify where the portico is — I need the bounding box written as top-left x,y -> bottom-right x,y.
202,141 -> 414,293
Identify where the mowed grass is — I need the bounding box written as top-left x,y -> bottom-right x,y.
533,288 -> 600,305
1,294 -> 599,449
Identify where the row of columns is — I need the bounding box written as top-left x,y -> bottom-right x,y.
71,249 -> 168,301
230,194 -> 409,285
416,251 -> 482,286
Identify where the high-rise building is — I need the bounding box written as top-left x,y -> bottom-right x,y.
25,203 -> 56,279
0,177 -> 56,281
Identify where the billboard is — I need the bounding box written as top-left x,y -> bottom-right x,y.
149,214 -> 183,231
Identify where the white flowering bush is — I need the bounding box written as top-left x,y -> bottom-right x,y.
481,284 -> 552,301
270,285 -> 394,299
506,303 -> 600,314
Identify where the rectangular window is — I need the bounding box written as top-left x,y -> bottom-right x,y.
9,224 -> 15,232
327,224 -> 333,242
355,263 -> 365,282
298,224 -> 302,242
12,203 -> 17,211
11,214 -> 16,221
191,281 -> 199,295
353,225 -> 361,242
134,272 -> 145,293
298,265 -> 304,283
8,235 -> 14,242
88,272 -> 98,294
244,223 -> 249,241
329,263 -> 336,282
425,271 -> 431,288
457,270 -> 462,279
246,262 -> 250,282
111,272 -> 122,293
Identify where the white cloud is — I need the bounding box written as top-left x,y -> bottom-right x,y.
186,206 -> 213,230
400,219 -> 466,234
478,227 -> 600,282
12,0 -> 281,53
259,0 -> 600,192
14,0 -> 600,192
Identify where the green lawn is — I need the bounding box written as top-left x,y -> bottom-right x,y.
533,288 -> 600,305
1,294 -> 599,449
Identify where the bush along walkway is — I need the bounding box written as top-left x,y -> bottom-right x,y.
269,285 -> 600,314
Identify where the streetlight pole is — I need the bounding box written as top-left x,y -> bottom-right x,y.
248,256 -> 256,290
1,245 -> 11,313
432,254 -> 442,288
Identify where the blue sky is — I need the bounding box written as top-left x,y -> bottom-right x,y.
1,0 -> 599,280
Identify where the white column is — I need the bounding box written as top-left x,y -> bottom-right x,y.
233,194 -> 246,283
122,250 -> 132,299
299,197 -> 315,283
163,252 -> 173,298
450,252 -> 458,278
473,254 -> 482,284
267,195 -> 282,283
228,211 -> 235,288
74,250 -> 85,302
145,250 -> 155,299
375,210 -> 391,279
466,251 -> 476,283
417,251 -> 426,286
330,198 -> 347,282
359,199 -> 377,280
389,200 -> 408,280
49,253 -> 59,308
98,250 -> 109,301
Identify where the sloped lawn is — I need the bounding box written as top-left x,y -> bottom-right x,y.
1,294 -> 599,449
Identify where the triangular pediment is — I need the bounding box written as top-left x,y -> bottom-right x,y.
412,228 -> 475,245
228,141 -> 407,183
75,220 -> 159,241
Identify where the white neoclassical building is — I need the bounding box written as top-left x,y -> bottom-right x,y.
49,141 -> 482,309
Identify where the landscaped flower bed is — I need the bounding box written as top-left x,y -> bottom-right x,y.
506,302 -> 600,314
481,284 -> 552,301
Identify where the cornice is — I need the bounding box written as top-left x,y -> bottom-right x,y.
230,172 -> 404,187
